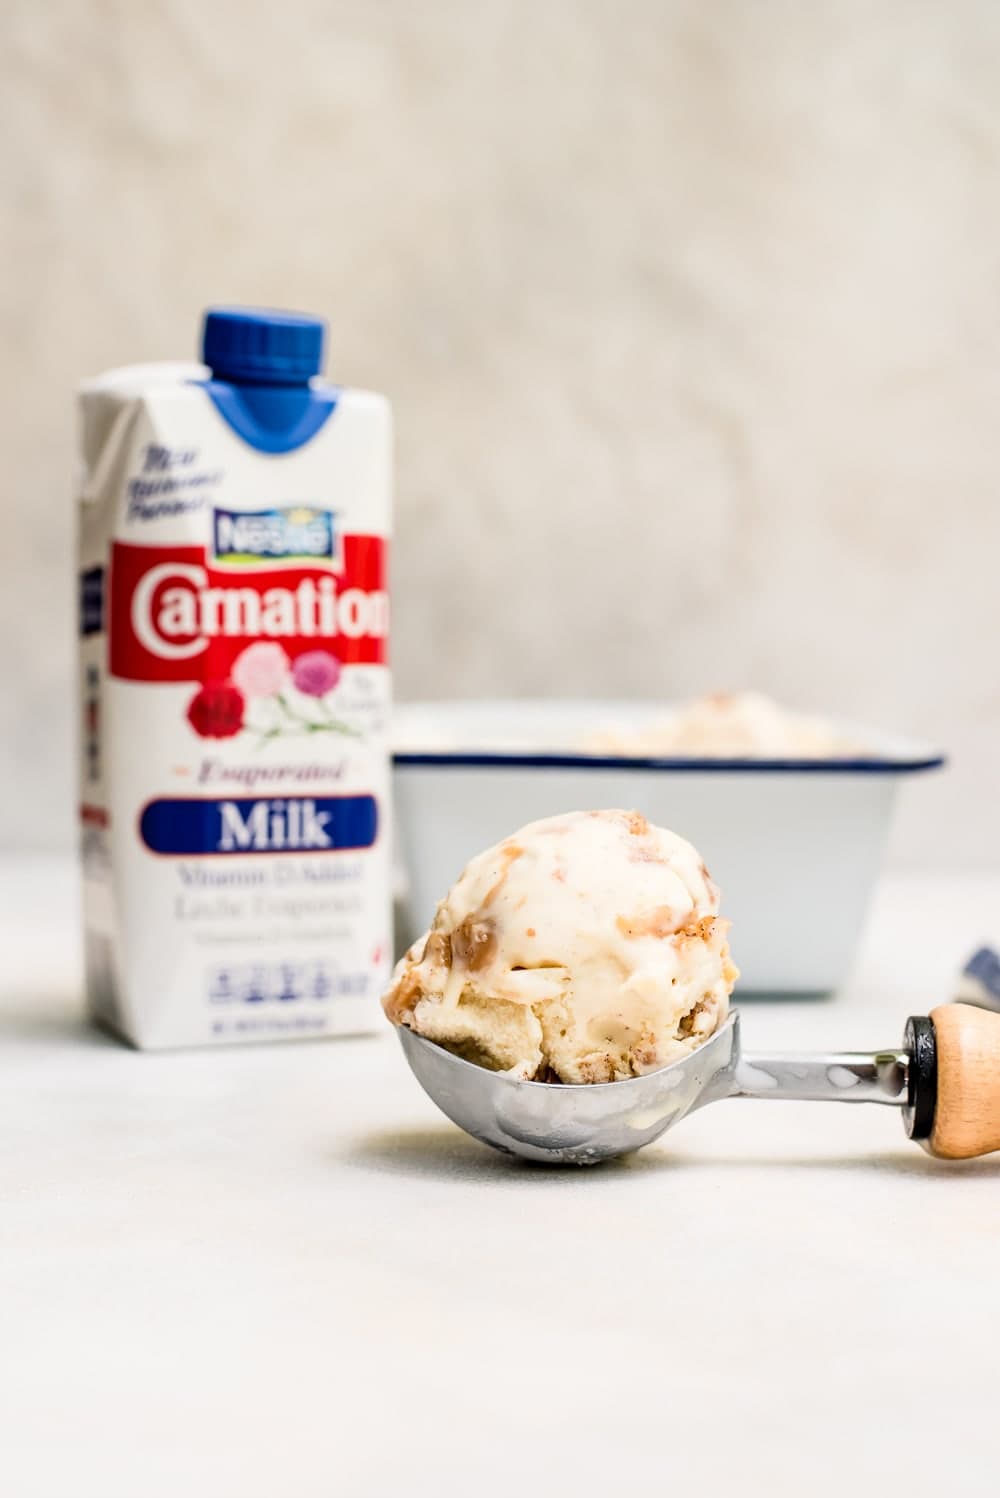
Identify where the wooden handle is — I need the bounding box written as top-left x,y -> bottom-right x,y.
928,1003 -> 1000,1159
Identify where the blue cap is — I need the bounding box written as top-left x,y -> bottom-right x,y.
201,307 -> 326,384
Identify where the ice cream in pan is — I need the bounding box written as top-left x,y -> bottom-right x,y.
385,810 -> 1000,1165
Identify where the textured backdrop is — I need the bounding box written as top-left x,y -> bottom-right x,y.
3,0 -> 999,862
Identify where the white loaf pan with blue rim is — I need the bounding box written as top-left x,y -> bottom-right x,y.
392,700 -> 944,995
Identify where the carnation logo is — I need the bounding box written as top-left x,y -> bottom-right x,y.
213,506 -> 337,566
109,538 -> 388,684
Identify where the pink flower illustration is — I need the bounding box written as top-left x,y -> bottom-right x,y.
292,650 -> 342,697
231,642 -> 290,699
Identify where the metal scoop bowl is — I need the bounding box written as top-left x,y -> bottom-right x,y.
396,1003 -> 997,1165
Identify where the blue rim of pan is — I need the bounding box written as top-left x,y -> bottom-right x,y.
393,750 -> 946,774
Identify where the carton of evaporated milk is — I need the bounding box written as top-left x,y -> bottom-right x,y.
77,307 -> 392,1048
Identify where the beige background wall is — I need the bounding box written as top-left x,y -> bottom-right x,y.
2,0 -> 998,862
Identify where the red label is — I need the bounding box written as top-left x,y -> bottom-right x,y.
109,536 -> 388,683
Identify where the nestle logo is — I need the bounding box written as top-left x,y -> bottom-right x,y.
213,506 -> 335,564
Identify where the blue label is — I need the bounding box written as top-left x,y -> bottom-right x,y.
79,566 -> 105,636
213,506 -> 335,564
140,794 -> 377,855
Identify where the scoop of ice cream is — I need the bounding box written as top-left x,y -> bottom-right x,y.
586,692 -> 850,759
384,809 -> 737,1083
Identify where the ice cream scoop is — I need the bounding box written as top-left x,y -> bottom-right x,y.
383,809 -> 737,1084
397,1002 -> 1000,1165
385,809 -> 1000,1165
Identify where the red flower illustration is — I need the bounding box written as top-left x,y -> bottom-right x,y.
186,680 -> 245,739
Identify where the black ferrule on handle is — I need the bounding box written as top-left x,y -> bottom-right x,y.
903,1015 -> 937,1140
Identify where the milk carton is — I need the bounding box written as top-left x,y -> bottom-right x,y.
77,308 -> 392,1048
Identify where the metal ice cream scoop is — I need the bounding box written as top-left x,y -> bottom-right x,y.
397,1001 -> 1000,1165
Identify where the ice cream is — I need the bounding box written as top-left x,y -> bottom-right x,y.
585,691 -> 851,758
383,809 -> 737,1083
394,693 -> 858,762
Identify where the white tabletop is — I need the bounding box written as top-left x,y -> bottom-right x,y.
3,858 -> 1000,1498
